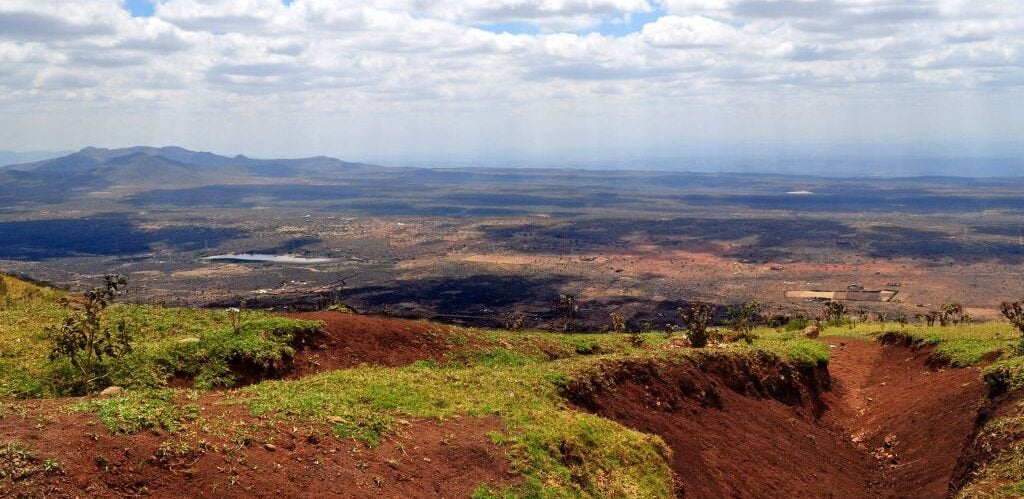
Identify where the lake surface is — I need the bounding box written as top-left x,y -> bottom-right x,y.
203,253 -> 335,264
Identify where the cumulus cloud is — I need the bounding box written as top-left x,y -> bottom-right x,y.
0,0 -> 1021,158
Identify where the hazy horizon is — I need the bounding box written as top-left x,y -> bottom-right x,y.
4,141 -> 1024,178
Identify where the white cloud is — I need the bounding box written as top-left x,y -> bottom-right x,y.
0,0 -> 1020,159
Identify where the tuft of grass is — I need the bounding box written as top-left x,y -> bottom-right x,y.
72,389 -> 199,434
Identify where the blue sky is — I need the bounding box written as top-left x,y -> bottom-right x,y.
125,0 -> 155,17
0,1 -> 1021,169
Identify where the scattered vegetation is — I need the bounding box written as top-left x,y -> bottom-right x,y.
0,274 -> 321,397
555,294 -> 579,332
820,300 -> 847,326
725,300 -> 761,344
73,389 -> 199,434
1000,300 -> 1024,353
6,274 -> 1024,497
45,275 -> 132,394
678,300 -> 715,348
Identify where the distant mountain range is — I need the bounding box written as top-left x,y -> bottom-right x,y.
4,145 -> 1024,208
0,146 -> 388,203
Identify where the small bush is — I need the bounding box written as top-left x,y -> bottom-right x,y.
503,312 -> 526,332
607,313 -> 626,333
1000,300 -> 1024,353
679,301 -> 715,348
725,300 -> 761,344
939,303 -> 970,326
555,295 -> 579,332
45,275 -> 131,395
820,301 -> 847,326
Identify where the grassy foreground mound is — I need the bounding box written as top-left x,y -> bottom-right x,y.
0,274 -> 321,397
1,275 -> 830,497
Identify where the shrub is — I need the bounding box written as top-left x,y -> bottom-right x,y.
45,275 -> 131,394
918,311 -> 939,326
663,323 -> 675,338
939,303 -> 970,326
820,300 -> 846,326
725,300 -> 760,344
503,312 -> 526,332
607,313 -> 626,333
1000,300 -> 1024,353
678,301 -> 715,348
555,295 -> 579,332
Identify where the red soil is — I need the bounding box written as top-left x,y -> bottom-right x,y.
824,340 -> 986,498
0,399 -> 513,498
567,340 -> 987,499
285,312 -> 465,376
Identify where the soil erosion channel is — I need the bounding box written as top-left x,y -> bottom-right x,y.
569,339 -> 985,498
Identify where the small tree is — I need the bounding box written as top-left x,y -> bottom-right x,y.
726,300 -> 760,344
607,313 -> 626,333
46,275 -> 131,394
503,312 -> 526,332
555,294 -> 579,332
679,300 -> 715,348
821,301 -> 847,326
939,303 -> 969,326
1000,300 -> 1024,353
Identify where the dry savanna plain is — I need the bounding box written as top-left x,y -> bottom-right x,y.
2,148 -> 1024,498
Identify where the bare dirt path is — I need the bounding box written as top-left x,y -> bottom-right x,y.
822,339 -> 987,498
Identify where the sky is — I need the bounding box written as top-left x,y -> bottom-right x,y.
0,0 -> 1022,168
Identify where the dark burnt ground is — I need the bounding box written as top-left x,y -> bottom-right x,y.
0,398 -> 514,498
284,312 -> 473,377
567,340 -> 987,499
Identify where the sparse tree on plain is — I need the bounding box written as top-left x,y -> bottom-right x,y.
726,300 -> 761,344
679,300 -> 715,348
939,303 -> 969,326
608,313 -> 626,333
1000,300 -> 1024,353
821,301 -> 847,325
556,294 -> 579,332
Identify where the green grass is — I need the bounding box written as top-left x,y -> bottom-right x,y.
956,415 -> 1024,499
11,273 -> 1024,497
71,389 -> 200,434
757,321 -> 1018,367
233,335 -> 824,498
0,275 -> 321,397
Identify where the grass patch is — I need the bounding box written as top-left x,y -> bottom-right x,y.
956,415 -> 1024,499
236,335 -> 824,497
72,389 -> 200,434
0,275 -> 321,396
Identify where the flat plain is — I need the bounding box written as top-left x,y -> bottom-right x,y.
2,147 -> 1024,329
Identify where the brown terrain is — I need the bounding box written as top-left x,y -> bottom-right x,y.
0,313 -> 1003,498
565,339 -> 987,499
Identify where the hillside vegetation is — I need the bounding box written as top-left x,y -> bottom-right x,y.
1,274 -> 1024,497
